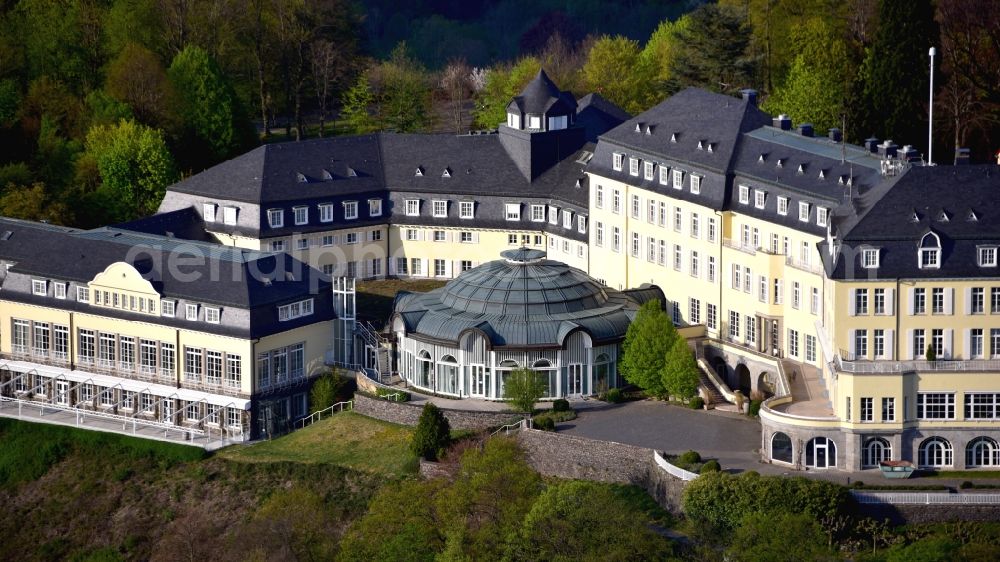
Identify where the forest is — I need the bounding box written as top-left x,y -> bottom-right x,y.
0,0 -> 997,229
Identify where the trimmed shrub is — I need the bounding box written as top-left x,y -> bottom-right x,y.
552,399 -> 570,412
960,481 -> 974,490
700,459 -> 721,474
532,415 -> 556,431
410,403 -> 451,461
604,388 -> 624,403
689,396 -> 705,410
748,399 -> 762,417
677,450 -> 702,465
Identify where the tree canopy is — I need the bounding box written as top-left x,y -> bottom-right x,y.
663,337 -> 700,400
621,300 -> 676,397
503,367 -> 547,414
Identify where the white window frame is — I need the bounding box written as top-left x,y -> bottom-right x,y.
505,203 -> 521,221
629,157 -> 640,177
612,153 -> 624,171
659,166 -> 669,185
777,197 -> 788,216
293,206 -> 308,225
223,206 -> 237,225
77,286 -> 90,303
432,200 -> 447,218
798,201 -> 810,222
817,207 -> 829,227
31,279 -> 46,296
318,203 -> 334,223
862,248 -> 880,269
54,282 -> 66,299
459,201 -> 474,219
267,209 -> 283,228
161,300 -> 175,317
672,169 -> 684,190
754,190 -> 766,209
185,304 -> 199,321
405,199 -> 420,217
530,204 -> 546,222
643,161 -> 654,181
203,203 -> 217,223
343,201 -> 358,220
204,307 -> 220,324
690,174 -> 701,194
368,199 -> 382,217
979,246 -> 997,268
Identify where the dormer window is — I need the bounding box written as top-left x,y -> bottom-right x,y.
968,210 -> 979,221
548,115 -> 567,130
31,279 -> 46,296
659,166 -> 669,185
577,215 -> 587,234
738,185 -> 750,205
777,196 -> 788,216
979,246 -> 997,267
203,203 -> 217,223
612,153 -> 624,171
505,203 -> 521,221
776,158 -> 785,168
185,304 -> 199,321
459,201 -> 474,219
293,206 -> 308,225
54,282 -> 66,299
919,232 -> 941,269
415,167 -> 424,177
205,307 -> 220,324
644,161 -> 654,181
296,172 -> 307,183
817,207 -> 829,227
690,175 -> 701,194
316,203 -> 332,223
405,199 -> 420,217
672,169 -> 684,190
527,115 -> 541,130
223,206 -> 237,225
343,201 -> 358,220
267,209 -> 284,228
77,287 -> 90,303
798,201 -> 810,222
754,190 -> 766,209
562,210 -> 572,229
547,206 -> 558,224
369,199 -> 382,217
629,157 -> 640,176
862,248 -> 880,269
937,210 -> 949,222
432,200 -> 448,218
161,300 -> 175,317
442,168 -> 451,178
507,112 -> 521,129
530,204 -> 545,222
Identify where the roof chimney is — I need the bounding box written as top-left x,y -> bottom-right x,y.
798,123 -> 814,137
773,114 -> 792,130
878,140 -> 898,158
740,89 -> 758,107
900,145 -> 920,163
828,128 -> 842,142
864,137 -> 879,153
955,147 -> 971,165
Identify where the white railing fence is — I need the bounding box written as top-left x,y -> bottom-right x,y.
296,400 -> 353,429
490,418 -> 528,438
653,450 -> 699,481
851,491 -> 1000,505
838,358 -> 1000,374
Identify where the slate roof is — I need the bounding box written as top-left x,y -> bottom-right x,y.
577,93 -> 631,143
825,165 -> 1000,280
392,249 -> 663,348
506,70 -> 577,116
113,207 -> 214,242
0,217 -> 330,309
597,88 -> 773,174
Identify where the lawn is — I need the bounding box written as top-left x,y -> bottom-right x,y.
218,411 -> 417,477
922,469 -> 1000,480
356,278 -> 447,328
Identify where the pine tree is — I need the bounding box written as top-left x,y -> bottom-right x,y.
666,4 -> 757,95
621,300 -> 677,398
340,72 -> 376,134
410,403 -> 451,461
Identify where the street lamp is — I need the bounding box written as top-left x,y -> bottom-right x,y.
928,46 -> 936,166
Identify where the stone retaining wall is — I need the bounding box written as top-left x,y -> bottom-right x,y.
860,503 -> 1000,525
352,393 -> 524,430
515,429 -> 688,513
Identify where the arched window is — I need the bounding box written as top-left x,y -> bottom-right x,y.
594,353 -> 611,395
919,232 -> 941,269
966,436 -> 1000,467
416,350 -> 433,389
771,432 -> 793,464
805,436 -> 837,468
862,437 -> 892,468
496,360 -> 519,398
532,359 -> 556,398
437,355 -> 459,395
532,359 -> 552,369
919,436 -> 953,468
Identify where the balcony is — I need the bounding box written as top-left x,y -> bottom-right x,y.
838,357 -> 1000,374
784,255 -> 823,275
722,238 -> 757,256
5,347 -> 71,368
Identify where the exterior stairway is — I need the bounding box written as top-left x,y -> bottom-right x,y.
698,369 -> 727,405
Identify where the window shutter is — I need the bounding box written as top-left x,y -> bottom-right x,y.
453,261 -> 462,276
944,329 -> 953,359
886,289 -> 895,315
963,329 -> 971,360
848,289 -> 856,316
965,288 -> 972,315
417,230 -> 424,241
849,330 -> 857,359
906,330 -> 913,359
472,261 -> 480,268
444,260 -> 452,278
472,232 -> 479,243
886,329 -> 895,361
388,258 -> 396,276
945,288 -> 954,315
421,259 -> 428,276
907,288 -> 915,315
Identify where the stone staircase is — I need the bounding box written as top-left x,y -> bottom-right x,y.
698,369 -> 727,405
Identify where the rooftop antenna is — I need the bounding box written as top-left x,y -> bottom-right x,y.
927,47 -> 936,166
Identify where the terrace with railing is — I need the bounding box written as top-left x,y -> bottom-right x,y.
837,355 -> 1000,374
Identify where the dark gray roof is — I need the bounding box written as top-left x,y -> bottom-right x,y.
577,93 -> 631,143
392,250 -> 663,348
0,218 -> 330,309
113,207 -> 214,242
598,88 -> 772,174
506,70 -> 577,116
826,165 -> 1000,280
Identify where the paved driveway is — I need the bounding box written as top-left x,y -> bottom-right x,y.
561,400 -> 765,472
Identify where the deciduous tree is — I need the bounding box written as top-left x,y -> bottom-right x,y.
472,57 -> 540,129
663,337 -> 700,400
106,42 -> 177,130
168,45 -> 243,162
621,299 -> 676,398
582,35 -> 656,114
503,367 -> 546,414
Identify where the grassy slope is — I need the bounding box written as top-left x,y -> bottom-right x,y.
0,414 -> 406,561
218,412 -> 417,476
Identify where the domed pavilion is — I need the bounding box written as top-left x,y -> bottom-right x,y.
390,248 -> 663,400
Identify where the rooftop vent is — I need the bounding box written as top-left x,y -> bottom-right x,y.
415,167 -> 423,177
797,163 -> 806,174
707,142 -> 715,153
346,167 -> 357,177
798,123 -> 814,137
938,210 -> 950,222
0,231 -> 11,241
644,125 -> 654,135
501,248 -> 547,265
776,158 -> 785,168
968,209 -> 978,221
955,147 -> 971,165
758,154 -> 767,163
864,138 -> 879,153
740,88 -> 758,107
670,132 -> 678,143
321,169 -> 333,180
774,114 -> 792,130
828,128 -> 843,142
878,141 -> 898,159
818,169 -> 826,180
296,172 -> 307,183
442,168 -> 451,178
634,122 -> 643,133
911,210 -> 920,223
697,140 -> 705,150
574,178 -> 582,188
